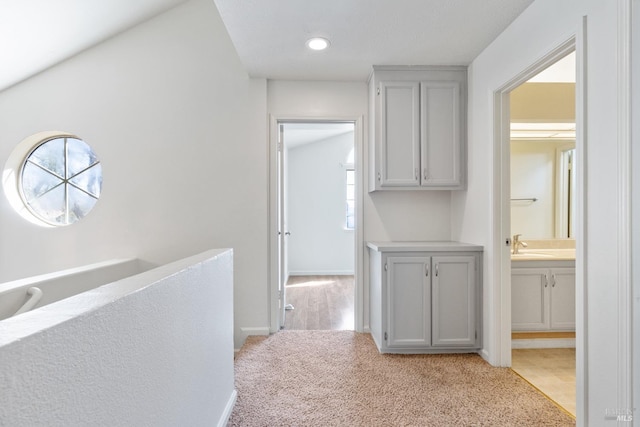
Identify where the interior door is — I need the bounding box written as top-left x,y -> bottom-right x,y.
277,123 -> 287,328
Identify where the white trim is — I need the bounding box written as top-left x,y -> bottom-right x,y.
268,115 -> 365,334
616,0 -> 633,412
289,271 -> 355,276
216,390 -> 237,427
631,0 -> 640,416
574,17 -> 589,424
511,338 -> 575,349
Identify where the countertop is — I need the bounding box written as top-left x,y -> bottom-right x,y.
367,241 -> 483,252
510,248 -> 575,261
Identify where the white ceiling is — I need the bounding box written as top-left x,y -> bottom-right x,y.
528,52 -> 576,83
213,0 -> 535,81
1,0 -> 537,92
0,0 -> 188,93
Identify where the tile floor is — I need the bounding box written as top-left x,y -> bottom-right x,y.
511,348 -> 576,417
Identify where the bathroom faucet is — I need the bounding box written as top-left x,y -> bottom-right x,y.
512,234 -> 528,254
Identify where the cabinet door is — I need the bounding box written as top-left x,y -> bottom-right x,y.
431,255 -> 476,347
379,81 -> 420,187
420,81 -> 461,187
511,268 -> 549,331
386,256 -> 431,348
550,268 -> 576,330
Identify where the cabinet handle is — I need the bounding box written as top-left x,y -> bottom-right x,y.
423,169 -> 428,181
551,274 -> 556,287
435,264 -> 439,277
415,168 -> 419,180
544,274 -> 548,287
377,172 -> 381,182
425,264 -> 429,277
384,263 -> 388,272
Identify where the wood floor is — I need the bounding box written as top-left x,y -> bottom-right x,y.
283,275 -> 354,330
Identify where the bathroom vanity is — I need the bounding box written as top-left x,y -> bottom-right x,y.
511,245 -> 576,332
368,241 -> 482,354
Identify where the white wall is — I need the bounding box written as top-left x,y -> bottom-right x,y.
0,248 -> 235,427
0,0 -> 269,350
287,132 -> 354,275
452,0 -> 634,422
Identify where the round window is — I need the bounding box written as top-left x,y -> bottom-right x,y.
3,132 -> 103,226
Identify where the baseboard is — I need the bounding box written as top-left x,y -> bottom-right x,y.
289,271 -> 354,276
479,348 -> 491,364
216,389 -> 237,427
511,338 -> 576,349
236,326 -> 270,352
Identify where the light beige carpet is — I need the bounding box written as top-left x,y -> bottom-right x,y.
229,331 -> 575,426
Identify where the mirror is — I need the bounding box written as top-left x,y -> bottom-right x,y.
510,139 -> 575,239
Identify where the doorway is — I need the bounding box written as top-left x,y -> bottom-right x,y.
508,50 -> 577,417
269,118 -> 362,333
493,36 -> 585,421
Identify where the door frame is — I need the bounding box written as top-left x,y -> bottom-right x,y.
268,114 -> 364,333
493,35 -> 587,419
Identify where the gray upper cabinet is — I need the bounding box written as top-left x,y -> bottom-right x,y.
369,66 -> 467,191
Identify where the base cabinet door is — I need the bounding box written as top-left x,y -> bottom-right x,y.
549,268 -> 576,330
511,265 -> 575,332
511,268 -> 548,331
431,256 -> 476,346
386,256 -> 431,348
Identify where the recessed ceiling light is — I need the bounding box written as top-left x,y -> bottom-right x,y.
306,37 -> 330,51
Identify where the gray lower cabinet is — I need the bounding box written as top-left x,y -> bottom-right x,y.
368,242 -> 482,353
511,264 -> 575,331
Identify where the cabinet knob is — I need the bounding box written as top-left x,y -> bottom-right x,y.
377,172 -> 381,182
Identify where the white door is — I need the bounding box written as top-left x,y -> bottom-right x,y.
379,81 -> 420,187
386,256 -> 431,348
511,267 -> 549,331
431,255 -> 476,346
277,123 -> 287,328
549,267 -> 576,330
420,81 -> 461,187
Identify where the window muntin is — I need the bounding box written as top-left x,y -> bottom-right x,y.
19,136 -> 102,226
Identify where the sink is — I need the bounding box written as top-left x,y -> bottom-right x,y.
511,252 -> 554,258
